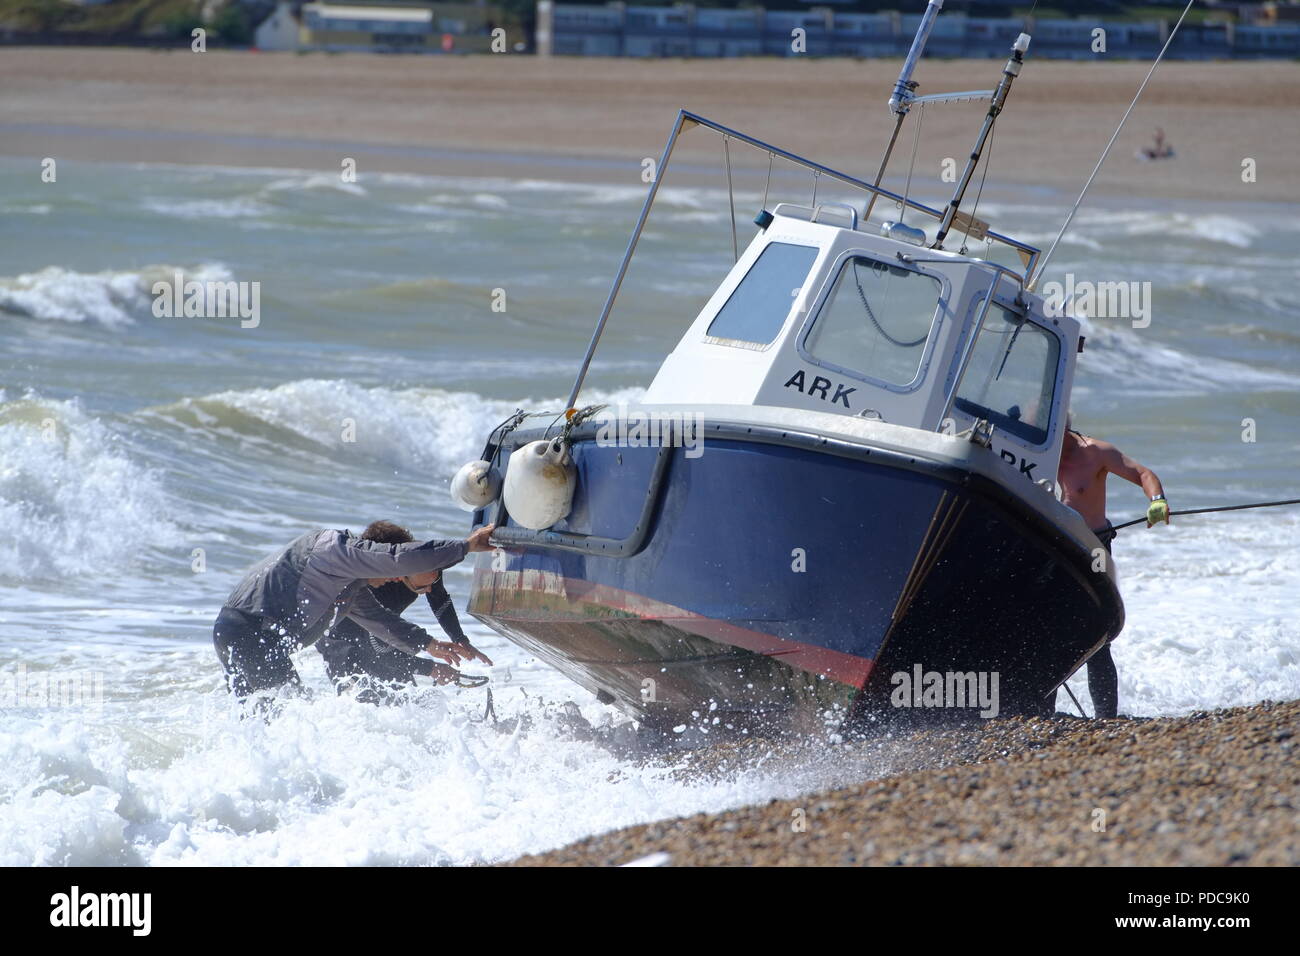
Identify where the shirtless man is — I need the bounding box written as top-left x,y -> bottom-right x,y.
1057,419 -> 1168,718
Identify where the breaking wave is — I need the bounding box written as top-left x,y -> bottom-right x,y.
151,379 -> 646,472
0,264 -> 232,328
0,396 -> 185,580
1074,313 -> 1300,396
0,687 -> 818,866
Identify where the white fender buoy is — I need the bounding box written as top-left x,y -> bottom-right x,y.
502,438 -> 576,530
450,459 -> 502,512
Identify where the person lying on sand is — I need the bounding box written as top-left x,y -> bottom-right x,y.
212,519 -> 495,702
1057,417 -> 1168,718
315,520 -> 492,704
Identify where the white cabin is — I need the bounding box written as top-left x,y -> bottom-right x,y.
643,204 -> 1083,488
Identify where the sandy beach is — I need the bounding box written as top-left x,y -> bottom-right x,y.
511,700 -> 1300,866
1,49 -> 1297,202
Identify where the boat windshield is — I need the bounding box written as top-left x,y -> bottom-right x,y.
953,305 -> 1060,446
803,256 -> 942,388
706,242 -> 820,347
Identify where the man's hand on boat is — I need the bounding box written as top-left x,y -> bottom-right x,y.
467,524 -> 496,552
426,639 -> 473,665
455,640 -> 494,666
420,526 -> 497,666
424,634 -> 493,668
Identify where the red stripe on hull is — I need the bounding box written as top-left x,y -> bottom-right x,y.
472,566 -> 875,689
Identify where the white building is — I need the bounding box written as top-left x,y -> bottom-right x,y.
255,1 -> 302,50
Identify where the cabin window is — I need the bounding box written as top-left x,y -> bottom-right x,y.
803,257 -> 942,387
705,242 -> 819,346
953,305 -> 1060,446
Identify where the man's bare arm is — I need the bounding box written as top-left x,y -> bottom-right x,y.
1099,442 -> 1164,499
1100,441 -> 1169,525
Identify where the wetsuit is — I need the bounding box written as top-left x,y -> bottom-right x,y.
212,529 -> 468,698
1088,521 -> 1119,719
316,576 -> 468,697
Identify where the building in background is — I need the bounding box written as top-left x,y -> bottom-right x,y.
255,2 -> 302,48
254,1 -> 514,52
537,2 -> 1300,59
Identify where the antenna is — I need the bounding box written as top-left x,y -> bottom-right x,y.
1026,0 -> 1197,292
889,0 -> 945,116
863,0 -> 945,223
933,32 -> 1032,249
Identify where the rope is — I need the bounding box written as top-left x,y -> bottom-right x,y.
898,101 -> 925,225
1062,682 -> 1089,719
723,136 -> 738,262
960,116 -> 995,255
482,408 -> 528,469
541,408 -> 568,441
452,673 -> 490,689
762,152 -> 773,210
560,402 -> 608,447
1111,497 -> 1300,533
852,259 -> 929,348
1028,0 -> 1198,291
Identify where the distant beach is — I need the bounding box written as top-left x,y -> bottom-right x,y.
1,49 -> 1296,201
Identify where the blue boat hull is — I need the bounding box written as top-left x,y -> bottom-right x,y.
468,420 -> 1124,732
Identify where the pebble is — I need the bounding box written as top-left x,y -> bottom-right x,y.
509,699 -> 1300,866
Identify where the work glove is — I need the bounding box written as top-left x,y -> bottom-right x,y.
1147,496 -> 1169,527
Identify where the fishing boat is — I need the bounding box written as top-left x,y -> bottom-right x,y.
450,2 -> 1130,735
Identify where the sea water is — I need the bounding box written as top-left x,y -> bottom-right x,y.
1,159 -> 1296,865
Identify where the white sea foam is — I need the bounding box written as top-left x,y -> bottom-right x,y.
1120,211 -> 1260,249
573,184 -> 730,210
262,174 -> 368,198
1010,207 -> 1271,253
0,263 -> 232,328
5,503 -> 1297,868
1075,316 -> 1300,395
1064,512 -> 1300,717
140,196 -> 270,221
0,688 -> 807,866
471,193 -> 510,210
1073,209 -> 1262,249
190,379 -> 646,471
0,203 -> 51,216
0,396 -> 185,580
0,378 -> 646,584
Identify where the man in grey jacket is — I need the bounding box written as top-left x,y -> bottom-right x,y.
316,520 -> 493,702
212,521 -> 495,698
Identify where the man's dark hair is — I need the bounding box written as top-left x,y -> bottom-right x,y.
361,520 -> 414,545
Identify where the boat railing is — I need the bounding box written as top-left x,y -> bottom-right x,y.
676,111 -> 1040,273
565,108 -> 1041,412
